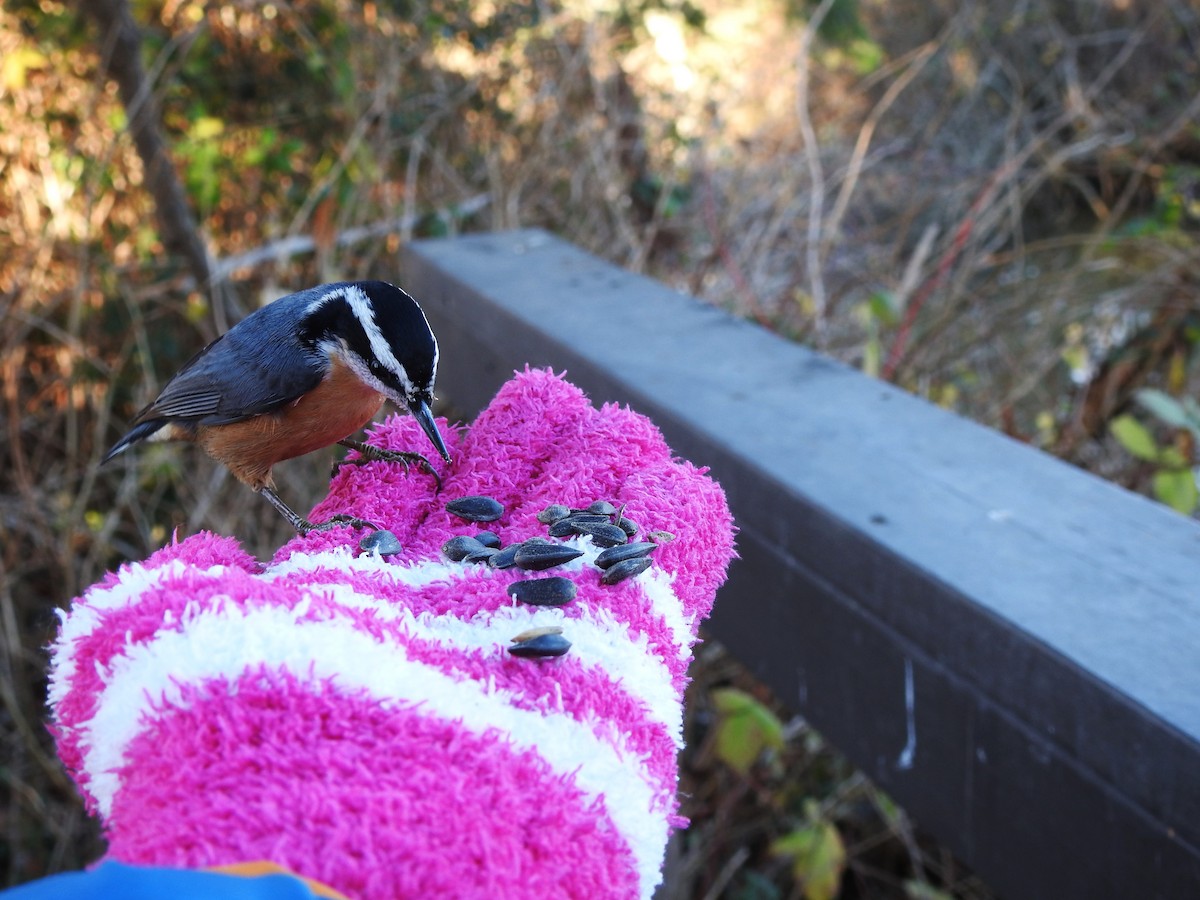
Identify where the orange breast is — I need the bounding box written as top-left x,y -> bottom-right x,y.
197,355 -> 384,489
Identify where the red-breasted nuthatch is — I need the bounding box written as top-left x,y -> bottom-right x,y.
104,281 -> 451,533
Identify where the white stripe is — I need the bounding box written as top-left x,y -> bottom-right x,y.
267,546 -> 457,585
48,561 -> 230,709
341,284 -> 412,394
52,541 -> 694,728
273,537 -> 695,654
284,581 -> 684,742
81,606 -> 668,897
306,284 -> 415,401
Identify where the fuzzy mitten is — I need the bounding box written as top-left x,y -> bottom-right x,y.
49,369 -> 735,899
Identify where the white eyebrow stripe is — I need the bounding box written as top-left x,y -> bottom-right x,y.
308,284 -> 416,397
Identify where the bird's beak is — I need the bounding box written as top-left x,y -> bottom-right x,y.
409,397 -> 451,463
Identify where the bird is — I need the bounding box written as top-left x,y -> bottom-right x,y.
103,280 -> 452,533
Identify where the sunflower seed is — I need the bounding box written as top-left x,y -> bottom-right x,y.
586,500 -> 618,515
463,547 -> 499,564
508,633 -> 572,658
536,504 -> 571,524
442,535 -> 487,561
647,530 -> 676,544
570,521 -> 628,547
616,517 -> 639,536
564,512 -> 610,523
507,576 -> 578,606
359,529 -> 402,557
446,495 -> 505,523
488,544 -> 521,569
511,625 -> 564,643
594,542 -> 656,569
547,513 -> 610,536
491,537 -> 553,569
475,530 -> 502,548
513,543 -> 584,571
600,556 -> 652,585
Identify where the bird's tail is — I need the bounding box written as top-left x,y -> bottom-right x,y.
101,420 -> 165,465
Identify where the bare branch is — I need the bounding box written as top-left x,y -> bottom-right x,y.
796,0 -> 838,347
83,0 -> 213,293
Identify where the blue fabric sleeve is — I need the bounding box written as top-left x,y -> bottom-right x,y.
0,862 -> 321,899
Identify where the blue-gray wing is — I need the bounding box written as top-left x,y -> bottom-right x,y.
133,291 -> 328,427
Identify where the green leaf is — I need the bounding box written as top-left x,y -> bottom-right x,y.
1110,415 -> 1160,462
846,37 -> 885,74
1153,468 -> 1199,514
1160,446 -> 1188,469
188,116 -> 225,141
866,291 -> 898,326
771,821 -> 847,900
711,688 -> 785,775
1135,389 -> 1196,431
2,47 -> 47,90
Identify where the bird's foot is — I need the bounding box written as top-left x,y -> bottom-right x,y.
335,439 -> 442,489
297,513 -> 379,535
258,485 -> 378,535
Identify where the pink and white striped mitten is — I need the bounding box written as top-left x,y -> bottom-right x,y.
49,369 -> 735,899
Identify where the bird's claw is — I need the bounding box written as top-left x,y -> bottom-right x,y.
298,513 -> 379,534
335,440 -> 442,489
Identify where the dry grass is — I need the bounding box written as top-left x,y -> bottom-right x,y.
2,0 -> 1198,894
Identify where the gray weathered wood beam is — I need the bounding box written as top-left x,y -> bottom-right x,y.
403,229 -> 1200,900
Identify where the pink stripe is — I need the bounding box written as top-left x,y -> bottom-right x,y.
369,634 -> 679,800
54,570 -> 276,732
139,531 -> 262,573
106,672 -> 640,900
54,572 -> 678,810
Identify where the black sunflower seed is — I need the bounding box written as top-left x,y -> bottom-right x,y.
586,500 -> 618,515
513,543 -> 584,571
536,504 -> 571,524
600,556 -> 652,585
463,547 -> 499,564
446,495 -> 505,523
359,530 -> 403,557
475,530 -> 502,548
508,633 -> 572,658
549,512 -> 609,532
594,542 -> 656,569
442,535 -> 486,561
570,521 -> 628,548
507,576 -> 578,606
488,544 -> 521,569
511,625 -> 564,643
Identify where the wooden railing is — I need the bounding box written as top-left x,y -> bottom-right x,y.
403,229 -> 1200,900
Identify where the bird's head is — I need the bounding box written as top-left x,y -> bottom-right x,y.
301,281 -> 451,463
